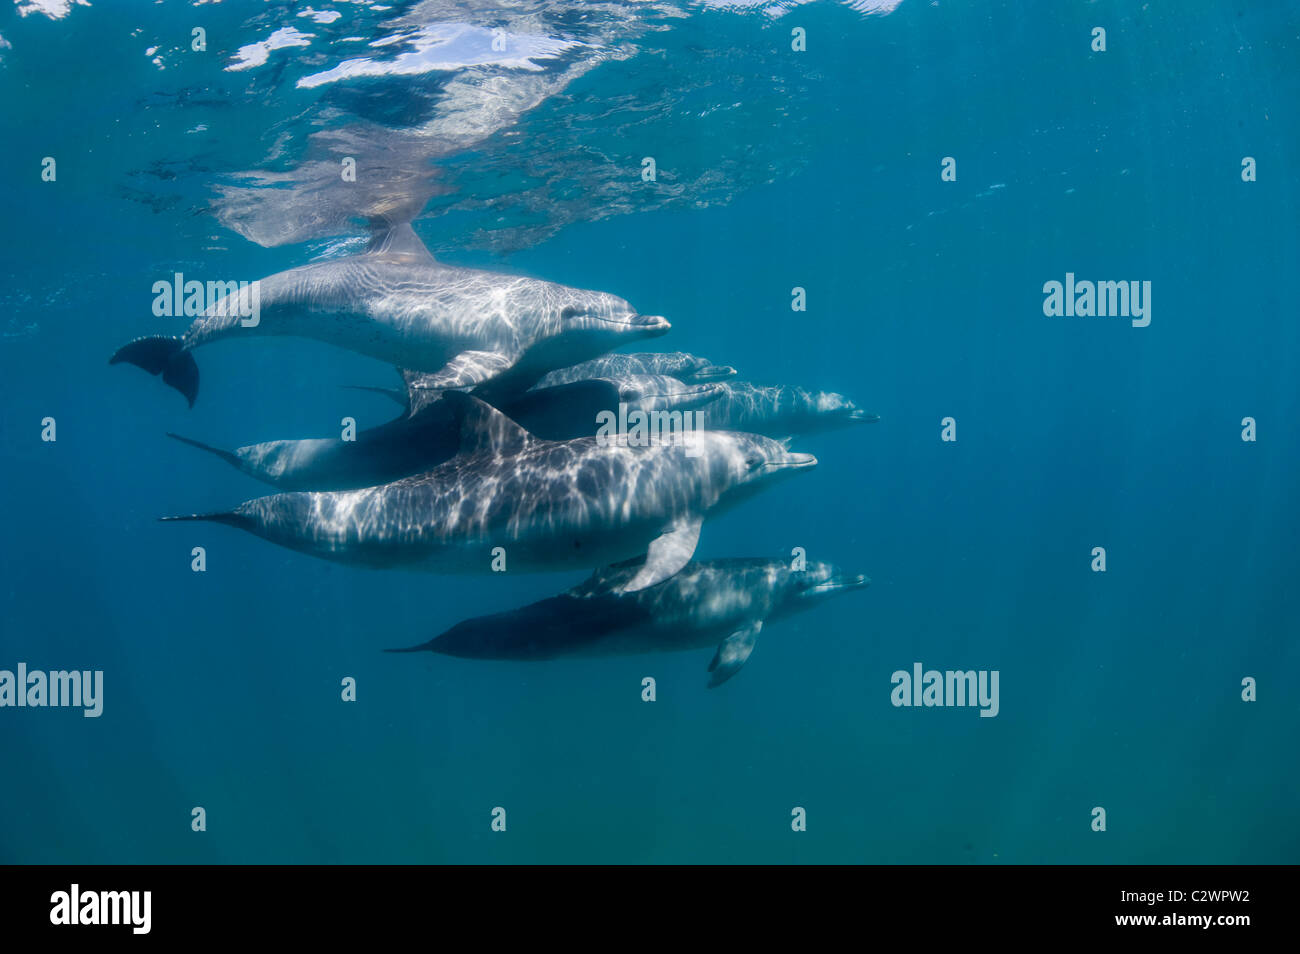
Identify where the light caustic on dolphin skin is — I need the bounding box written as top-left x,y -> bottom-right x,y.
161,394 -> 816,593
351,353 -> 739,412
697,381 -> 879,438
534,351 -> 738,388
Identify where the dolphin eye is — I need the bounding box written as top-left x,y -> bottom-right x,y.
745,454 -> 764,471
560,306 -> 582,320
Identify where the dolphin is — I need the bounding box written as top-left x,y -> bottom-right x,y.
167,374 -> 725,492
387,558 -> 869,687
109,223 -> 669,407
160,394 -> 816,592
166,408 -> 458,493
534,352 -> 738,388
697,381 -> 879,438
354,354 -> 737,415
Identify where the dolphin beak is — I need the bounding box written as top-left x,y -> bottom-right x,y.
808,572 -> 870,594
772,452 -> 817,470
693,364 -> 737,382
689,383 -> 725,404
632,314 -> 671,336
647,383 -> 723,410
847,409 -> 881,423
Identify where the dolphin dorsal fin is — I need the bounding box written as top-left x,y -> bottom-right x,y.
367,222 -> 436,263
443,392 -> 538,456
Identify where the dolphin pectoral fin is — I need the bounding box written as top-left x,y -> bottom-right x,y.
707,620 -> 763,688
621,516 -> 703,593
410,351 -> 516,394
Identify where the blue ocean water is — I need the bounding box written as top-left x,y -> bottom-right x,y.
1,0 -> 1297,864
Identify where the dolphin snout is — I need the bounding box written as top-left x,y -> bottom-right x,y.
632,314 -> 671,335
685,383 -> 725,404
846,409 -> 881,422
807,572 -> 870,595
776,452 -> 817,470
692,364 -> 737,382
643,383 -> 724,409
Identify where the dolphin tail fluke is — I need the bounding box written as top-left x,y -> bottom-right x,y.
110,336 -> 199,408
166,432 -> 240,470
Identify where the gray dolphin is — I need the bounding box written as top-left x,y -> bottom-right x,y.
534,352 -> 738,388
698,381 -> 879,438
110,224 -> 669,407
161,394 -> 816,592
166,408 -> 457,493
388,558 -> 869,687
167,374 -> 724,492
355,354 -> 738,412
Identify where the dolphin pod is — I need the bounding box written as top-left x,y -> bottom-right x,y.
388,558 -> 870,687
119,219 -> 871,678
